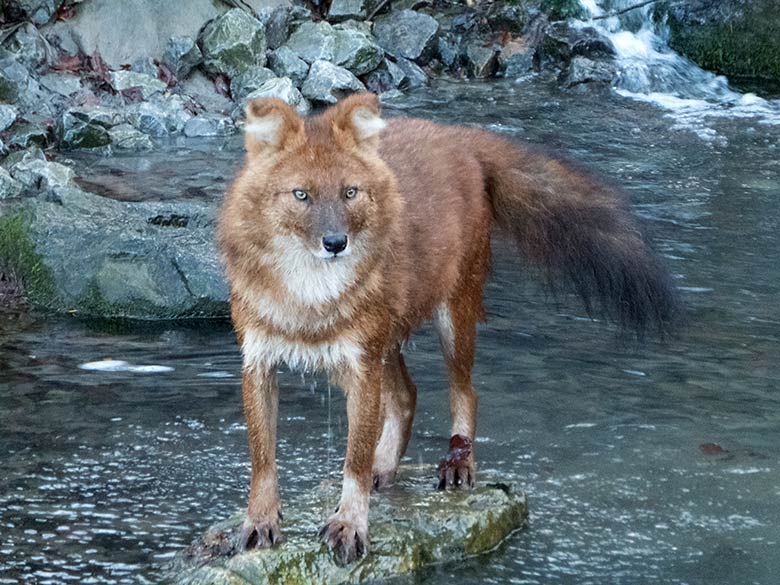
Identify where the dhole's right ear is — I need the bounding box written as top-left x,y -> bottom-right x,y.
245,98 -> 304,156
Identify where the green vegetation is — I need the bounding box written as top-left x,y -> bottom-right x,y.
541,0 -> 585,20
0,211 -> 55,304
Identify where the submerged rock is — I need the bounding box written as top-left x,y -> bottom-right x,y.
108,124 -> 155,151
563,55 -> 616,88
169,466 -> 528,585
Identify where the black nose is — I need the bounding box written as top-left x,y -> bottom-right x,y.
322,234 -> 348,254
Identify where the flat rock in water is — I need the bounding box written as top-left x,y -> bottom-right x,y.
169,466 -> 528,585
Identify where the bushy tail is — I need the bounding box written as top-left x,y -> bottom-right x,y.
474,132 -> 682,337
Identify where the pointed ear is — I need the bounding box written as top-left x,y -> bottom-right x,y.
330,93 -> 386,150
245,98 -> 305,156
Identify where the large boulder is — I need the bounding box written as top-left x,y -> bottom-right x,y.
168,466 -> 528,584
0,188 -> 229,318
200,8 -> 268,78
660,0 -> 780,82
242,77 -> 310,115
162,36 -> 203,80
268,46 -> 309,86
284,21 -> 338,64
373,9 -> 439,64
42,0 -> 288,70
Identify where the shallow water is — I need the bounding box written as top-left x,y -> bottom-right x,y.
2,79 -> 780,584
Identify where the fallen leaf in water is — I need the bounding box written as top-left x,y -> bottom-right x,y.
700,442 -> 729,455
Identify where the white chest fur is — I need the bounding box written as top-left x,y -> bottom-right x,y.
242,328 -> 362,373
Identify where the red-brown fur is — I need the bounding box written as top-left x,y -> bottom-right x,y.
218,94 -> 679,563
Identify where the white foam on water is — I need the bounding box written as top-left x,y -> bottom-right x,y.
575,0 -> 780,141
78,359 -> 174,374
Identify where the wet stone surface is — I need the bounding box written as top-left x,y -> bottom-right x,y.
169,466 -> 528,585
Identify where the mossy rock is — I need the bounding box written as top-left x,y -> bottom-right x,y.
660,0 -> 780,82
169,466 -> 528,585
0,210 -> 55,305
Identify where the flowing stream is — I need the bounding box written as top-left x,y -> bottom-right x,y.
575,0 -> 780,142
2,60 -> 780,584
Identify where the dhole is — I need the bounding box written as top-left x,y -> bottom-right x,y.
218,93 -> 679,564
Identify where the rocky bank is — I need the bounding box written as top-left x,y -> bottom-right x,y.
0,0 -> 776,319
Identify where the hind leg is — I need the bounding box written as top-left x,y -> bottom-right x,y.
372,347 -> 417,489
434,230 -> 490,490
435,299 -> 480,490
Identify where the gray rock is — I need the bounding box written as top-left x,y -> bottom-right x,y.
0,139 -> 6,159
243,77 -> 309,114
0,105 -> 18,133
10,158 -> 75,191
59,0 -> 223,69
109,124 -> 155,151
183,114 -> 236,137
268,46 -> 309,87
301,59 -> 365,104
1,146 -> 45,170
3,0 -> 63,25
265,5 -> 312,50
230,66 -> 277,101
333,25 -> 384,76
8,123 -> 49,149
57,109 -> 114,149
437,32 -> 465,70
168,466 -> 528,584
9,187 -> 230,318
112,70 -> 168,100
162,36 -> 203,79
374,9 -> 439,64
0,69 -> 19,103
0,167 -> 23,200
392,56 -> 428,89
466,43 -> 498,78
498,41 -> 535,78
284,21 -> 337,64
38,72 -> 83,97
180,70 -> 234,114
543,22 -> 615,68
563,56 -> 617,87
328,0 -> 368,22
1,22 -> 49,69
200,8 -> 267,78
127,98 -> 192,137
130,56 -> 160,77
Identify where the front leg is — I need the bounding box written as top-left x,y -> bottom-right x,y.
320,361 -> 382,564
238,366 -> 282,550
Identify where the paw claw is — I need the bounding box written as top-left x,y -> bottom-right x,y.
237,512 -> 283,551
319,515 -> 369,565
437,434 -> 475,491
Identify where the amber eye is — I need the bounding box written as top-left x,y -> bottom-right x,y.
345,187 -> 358,199
292,189 -> 308,201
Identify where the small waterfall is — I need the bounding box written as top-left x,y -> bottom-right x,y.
574,0 -> 780,140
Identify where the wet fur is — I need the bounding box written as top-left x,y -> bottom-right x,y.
218,94 -> 681,563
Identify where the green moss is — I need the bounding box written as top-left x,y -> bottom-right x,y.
0,211 -> 55,304
541,0 -> 585,20
665,4 -> 780,81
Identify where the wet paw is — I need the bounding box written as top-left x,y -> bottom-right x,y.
237,511 -> 283,551
319,515 -> 368,565
437,434 -> 475,490
372,469 -> 397,491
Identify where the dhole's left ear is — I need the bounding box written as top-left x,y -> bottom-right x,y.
330,93 -> 386,150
